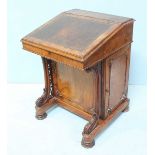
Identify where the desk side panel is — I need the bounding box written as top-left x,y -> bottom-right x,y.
103,45 -> 131,118
56,63 -> 96,114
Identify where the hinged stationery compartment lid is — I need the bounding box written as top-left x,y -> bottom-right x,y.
21,9 -> 134,69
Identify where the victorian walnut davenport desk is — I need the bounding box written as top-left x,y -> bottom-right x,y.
21,9 -> 134,148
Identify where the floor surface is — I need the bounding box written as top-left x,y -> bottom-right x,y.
7,84 -> 146,155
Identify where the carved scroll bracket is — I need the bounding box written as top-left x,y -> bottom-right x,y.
35,88 -> 52,107
83,62 -> 102,135
82,112 -> 99,135
36,57 -> 56,107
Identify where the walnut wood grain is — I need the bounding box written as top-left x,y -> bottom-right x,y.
56,63 -> 96,114
21,9 -> 134,69
81,99 -> 129,148
21,9 -> 134,148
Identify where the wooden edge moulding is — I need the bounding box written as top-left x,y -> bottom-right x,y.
21,9 -> 134,148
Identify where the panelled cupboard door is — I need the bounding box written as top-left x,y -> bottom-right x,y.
56,63 -> 96,114
103,45 -> 131,118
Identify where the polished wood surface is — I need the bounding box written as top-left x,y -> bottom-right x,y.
103,45 -> 131,118
24,15 -> 111,52
56,63 -> 96,114
21,9 -> 134,148
21,9 -> 134,69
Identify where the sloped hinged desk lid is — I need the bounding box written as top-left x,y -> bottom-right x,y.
21,9 -> 134,69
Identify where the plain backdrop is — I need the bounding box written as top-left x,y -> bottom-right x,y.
8,0 -> 146,85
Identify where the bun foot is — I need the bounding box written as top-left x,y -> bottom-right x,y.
81,137 -> 95,148
35,112 -> 47,120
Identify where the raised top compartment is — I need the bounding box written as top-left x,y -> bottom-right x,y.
21,9 -> 134,69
